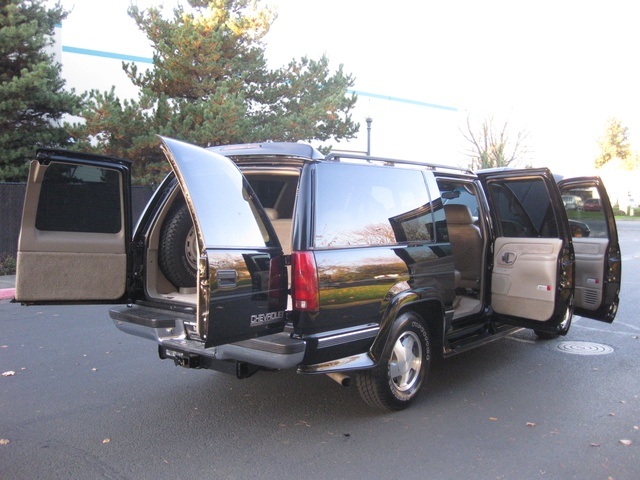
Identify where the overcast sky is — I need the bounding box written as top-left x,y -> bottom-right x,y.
54,0 -> 640,175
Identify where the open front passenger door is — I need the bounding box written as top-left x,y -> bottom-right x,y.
558,177 -> 621,323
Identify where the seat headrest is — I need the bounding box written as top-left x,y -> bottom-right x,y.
444,204 -> 473,225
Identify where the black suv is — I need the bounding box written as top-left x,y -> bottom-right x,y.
16,138 -> 621,410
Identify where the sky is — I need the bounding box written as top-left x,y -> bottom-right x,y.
51,0 -> 640,177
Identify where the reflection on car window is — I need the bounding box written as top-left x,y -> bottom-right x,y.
441,186 -> 479,218
561,185 -> 608,238
314,164 -> 432,247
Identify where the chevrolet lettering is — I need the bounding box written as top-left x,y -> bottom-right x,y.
251,311 -> 284,326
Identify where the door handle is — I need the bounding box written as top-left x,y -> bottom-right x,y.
217,270 -> 237,288
501,252 -> 516,265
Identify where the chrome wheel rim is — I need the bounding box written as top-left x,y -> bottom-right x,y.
389,331 -> 422,392
184,226 -> 198,270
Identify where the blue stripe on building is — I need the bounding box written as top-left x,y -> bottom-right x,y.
62,46 -> 154,64
61,46 -> 457,111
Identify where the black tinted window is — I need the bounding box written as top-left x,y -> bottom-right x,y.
488,177 -> 558,238
314,164 -> 432,247
35,162 -> 122,233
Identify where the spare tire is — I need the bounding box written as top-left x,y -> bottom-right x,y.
158,201 -> 198,288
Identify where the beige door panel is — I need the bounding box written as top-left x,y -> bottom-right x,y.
492,238 -> 562,321
16,251 -> 126,301
573,238 -> 607,311
16,160 -> 127,302
17,229 -> 126,302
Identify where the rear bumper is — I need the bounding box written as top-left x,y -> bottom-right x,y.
110,305 -> 306,370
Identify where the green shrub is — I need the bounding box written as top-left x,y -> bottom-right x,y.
0,253 -> 16,276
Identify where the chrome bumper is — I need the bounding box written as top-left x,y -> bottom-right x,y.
110,305 -> 305,370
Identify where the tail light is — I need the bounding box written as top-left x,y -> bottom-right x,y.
291,251 -> 319,312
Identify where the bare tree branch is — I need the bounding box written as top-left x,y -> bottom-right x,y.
461,115 -> 530,170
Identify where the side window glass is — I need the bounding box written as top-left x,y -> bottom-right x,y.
314,164 -> 432,247
35,162 -> 122,233
488,177 -> 558,238
437,180 -> 482,243
561,185 -> 607,238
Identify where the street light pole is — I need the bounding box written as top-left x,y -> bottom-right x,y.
366,117 -> 372,156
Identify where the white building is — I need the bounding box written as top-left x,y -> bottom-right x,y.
50,13 -> 463,165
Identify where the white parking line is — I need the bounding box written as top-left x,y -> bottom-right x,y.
612,320 -> 640,332
572,323 -> 639,337
506,336 -> 536,344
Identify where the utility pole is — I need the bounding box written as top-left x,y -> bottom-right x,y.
366,117 -> 372,156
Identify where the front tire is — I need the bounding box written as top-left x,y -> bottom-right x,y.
356,312 -> 431,410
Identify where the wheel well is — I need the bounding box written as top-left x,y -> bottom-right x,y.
399,300 -> 444,353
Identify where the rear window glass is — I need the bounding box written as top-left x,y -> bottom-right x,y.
314,164 -> 432,247
244,174 -> 298,219
35,162 -> 122,234
247,179 -> 284,207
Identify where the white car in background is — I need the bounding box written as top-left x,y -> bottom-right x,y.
562,194 -> 584,210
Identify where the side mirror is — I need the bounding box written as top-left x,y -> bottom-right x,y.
569,220 -> 590,238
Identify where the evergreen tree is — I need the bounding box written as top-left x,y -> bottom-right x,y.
69,0 -> 358,184
0,0 -> 81,181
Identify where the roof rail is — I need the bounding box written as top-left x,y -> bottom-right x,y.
324,151 -> 473,175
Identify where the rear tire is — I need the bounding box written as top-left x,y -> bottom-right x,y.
356,312 -> 430,410
159,202 -> 198,288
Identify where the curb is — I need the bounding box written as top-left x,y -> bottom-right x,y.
0,288 -> 15,300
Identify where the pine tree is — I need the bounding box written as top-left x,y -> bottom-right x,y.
0,0 -> 81,181
69,0 -> 358,185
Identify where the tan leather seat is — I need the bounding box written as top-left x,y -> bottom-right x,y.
263,208 -> 292,253
264,208 -> 279,221
271,219 -> 292,254
444,204 -> 482,290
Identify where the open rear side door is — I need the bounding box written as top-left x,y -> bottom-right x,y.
558,177 -> 620,323
159,137 -> 288,347
16,150 -> 132,303
478,169 -> 574,335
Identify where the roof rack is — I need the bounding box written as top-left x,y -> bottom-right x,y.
324,151 -> 473,175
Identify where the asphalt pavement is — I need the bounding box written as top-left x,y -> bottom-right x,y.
1,223 -> 639,479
